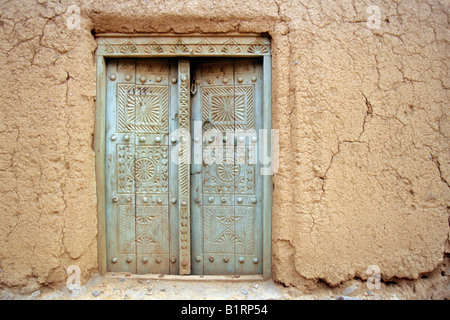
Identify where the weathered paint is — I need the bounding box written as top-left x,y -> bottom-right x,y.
105,57 -> 267,276
105,59 -> 176,274
190,58 -> 264,275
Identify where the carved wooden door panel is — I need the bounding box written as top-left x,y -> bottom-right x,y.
191,58 -> 263,275
105,58 -> 263,276
105,59 -> 182,274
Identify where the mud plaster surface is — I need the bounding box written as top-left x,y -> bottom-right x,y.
1,261 -> 450,300
0,0 -> 448,293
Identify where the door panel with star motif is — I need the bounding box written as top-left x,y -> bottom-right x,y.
191,58 -> 264,275
105,59 -> 179,274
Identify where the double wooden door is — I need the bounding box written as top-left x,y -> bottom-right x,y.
105,58 -> 263,275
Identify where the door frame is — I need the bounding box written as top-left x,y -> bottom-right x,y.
94,34 -> 273,279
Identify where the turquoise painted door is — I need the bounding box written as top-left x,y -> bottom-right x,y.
105,58 -> 263,275
105,59 -> 181,274
191,58 -> 264,275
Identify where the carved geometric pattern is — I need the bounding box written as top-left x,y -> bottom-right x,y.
117,84 -> 169,134
135,158 -> 155,182
107,58 -> 174,274
117,144 -> 135,194
246,38 -> 270,55
194,38 -> 217,54
178,79 -> 190,132
202,85 -> 254,132
97,36 -> 270,56
115,145 -> 169,194
135,206 -> 169,254
135,146 -> 169,194
199,58 -> 260,266
219,38 -> 243,55
117,205 -> 170,255
117,61 -> 135,71
178,61 -> 190,196
214,216 -> 244,244
104,40 -> 115,54
170,39 -> 191,54
201,63 -> 227,75
134,232 -> 157,245
143,39 -> 165,54
235,60 -> 255,73
118,205 -> 136,254
135,95 -> 160,125
211,95 -> 238,123
106,56 -> 265,275
204,206 -> 255,254
119,40 -> 139,54
116,84 -> 134,136
134,215 -> 157,227
136,61 -> 169,74
216,158 -> 241,183
178,60 -> 191,274
214,229 -> 243,245
203,149 -> 255,194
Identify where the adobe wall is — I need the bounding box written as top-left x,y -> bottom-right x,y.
0,0 -> 448,291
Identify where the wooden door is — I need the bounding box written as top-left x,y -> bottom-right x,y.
105,59 -> 181,274
105,58 -> 264,276
191,58 -> 264,275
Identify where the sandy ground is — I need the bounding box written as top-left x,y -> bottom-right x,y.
1,268 -> 449,300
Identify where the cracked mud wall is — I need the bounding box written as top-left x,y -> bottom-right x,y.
0,0 -> 448,290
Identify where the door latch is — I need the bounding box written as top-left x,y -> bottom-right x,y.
191,77 -> 198,95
